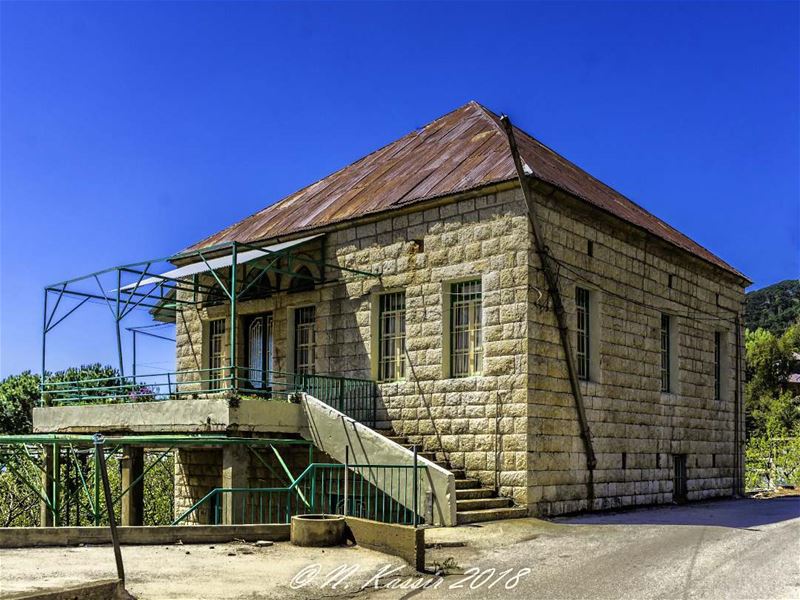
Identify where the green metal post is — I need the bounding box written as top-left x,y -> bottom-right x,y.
52,443 -> 60,526
94,443 -> 101,526
41,289 -> 47,406
115,269 -> 124,378
132,330 -> 137,384
412,446 -> 418,527
93,434 -> 125,584
229,242 -> 238,394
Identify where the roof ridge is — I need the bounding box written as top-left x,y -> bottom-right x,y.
184,101 -> 746,281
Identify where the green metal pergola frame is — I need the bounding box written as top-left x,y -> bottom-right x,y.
41,236 -> 380,404
0,434 -> 314,527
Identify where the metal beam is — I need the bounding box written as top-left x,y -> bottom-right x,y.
501,114 -> 597,504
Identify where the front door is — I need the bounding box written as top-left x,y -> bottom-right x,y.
246,313 -> 273,391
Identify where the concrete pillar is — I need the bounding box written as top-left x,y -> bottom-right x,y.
120,446 -> 145,526
221,444 -> 249,524
40,444 -> 59,527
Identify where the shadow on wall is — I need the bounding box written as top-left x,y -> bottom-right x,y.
553,497 -> 800,530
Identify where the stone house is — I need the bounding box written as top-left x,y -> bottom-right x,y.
165,100 -> 749,518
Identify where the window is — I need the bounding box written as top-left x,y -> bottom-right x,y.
378,292 -> 406,382
209,319 -> 225,390
294,307 -> 315,374
576,287 -> 591,380
673,454 -> 688,503
450,280 -> 482,377
289,266 -> 315,293
660,314 -> 671,392
714,331 -> 721,400
247,314 -> 274,389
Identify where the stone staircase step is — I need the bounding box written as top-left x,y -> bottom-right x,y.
456,507 -> 527,525
449,469 -> 466,479
454,478 -> 481,490
456,497 -> 512,511
455,488 -> 495,500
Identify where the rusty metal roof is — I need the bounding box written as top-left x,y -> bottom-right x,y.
188,101 -> 745,279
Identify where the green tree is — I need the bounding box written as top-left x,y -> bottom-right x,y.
0,371 -> 40,434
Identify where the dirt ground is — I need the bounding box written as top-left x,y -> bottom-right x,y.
0,541 -> 409,599
2,497 -> 799,600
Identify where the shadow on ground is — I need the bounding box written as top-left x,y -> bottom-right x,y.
553,496 -> 800,529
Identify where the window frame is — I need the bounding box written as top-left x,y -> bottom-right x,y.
448,279 -> 483,378
208,318 -> 226,390
576,287 -> 591,381
377,291 -> 406,383
245,312 -> 274,390
713,331 -> 721,401
293,306 -> 316,375
660,313 -> 672,393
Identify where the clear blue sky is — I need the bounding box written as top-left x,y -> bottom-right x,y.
1,1 -> 798,378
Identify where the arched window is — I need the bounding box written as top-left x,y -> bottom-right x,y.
204,280 -> 227,308
288,266 -> 315,293
239,267 -> 276,301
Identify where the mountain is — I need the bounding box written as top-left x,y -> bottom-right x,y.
745,279 -> 800,334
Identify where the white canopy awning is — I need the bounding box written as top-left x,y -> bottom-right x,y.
122,234 -> 323,290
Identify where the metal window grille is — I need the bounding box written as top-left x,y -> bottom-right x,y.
576,287 -> 590,380
378,292 -> 406,382
248,314 -> 274,389
450,280 -> 482,378
294,307 -> 316,374
714,331 -> 721,401
209,319 -> 225,390
661,314 -> 671,392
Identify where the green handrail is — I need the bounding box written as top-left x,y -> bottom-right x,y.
171,463 -> 426,526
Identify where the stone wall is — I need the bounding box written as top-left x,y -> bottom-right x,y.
174,444 -> 329,524
174,449 -> 221,524
324,187 -> 532,504
173,181 -> 746,516
524,183 -> 745,515
174,186 -> 532,505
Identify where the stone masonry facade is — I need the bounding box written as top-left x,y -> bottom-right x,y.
173,181 -> 746,516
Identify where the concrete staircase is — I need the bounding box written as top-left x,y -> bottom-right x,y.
375,429 -> 526,525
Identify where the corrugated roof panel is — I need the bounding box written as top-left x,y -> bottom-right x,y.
187,101 -> 744,279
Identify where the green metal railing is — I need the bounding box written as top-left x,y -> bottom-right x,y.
172,463 -> 425,527
0,435 -> 311,527
42,368 -> 377,426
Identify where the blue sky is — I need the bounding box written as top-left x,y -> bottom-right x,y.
1,1 -> 798,378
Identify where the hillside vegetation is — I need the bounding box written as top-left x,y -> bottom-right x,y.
745,279 -> 800,334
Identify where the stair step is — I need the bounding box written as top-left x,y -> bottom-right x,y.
457,497 -> 512,511
415,452 -> 437,461
449,469 -> 466,479
386,437 -> 408,444
456,507 -> 527,525
454,478 -> 481,490
456,488 -> 495,500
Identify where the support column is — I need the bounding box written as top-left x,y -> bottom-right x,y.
120,446 -> 145,526
221,444 -> 249,524
40,444 -> 59,526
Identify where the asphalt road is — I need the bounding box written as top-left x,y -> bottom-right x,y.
416,496 -> 800,600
